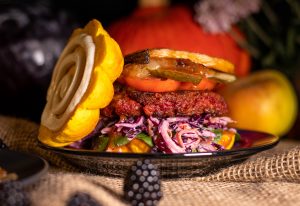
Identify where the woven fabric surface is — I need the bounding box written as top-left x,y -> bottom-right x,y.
1,115 -> 300,206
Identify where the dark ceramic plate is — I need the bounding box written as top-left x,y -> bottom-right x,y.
0,150 -> 48,186
39,130 -> 279,178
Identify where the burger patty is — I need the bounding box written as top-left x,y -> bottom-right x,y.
101,89 -> 228,117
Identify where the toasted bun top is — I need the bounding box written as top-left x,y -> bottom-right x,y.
125,48 -> 235,74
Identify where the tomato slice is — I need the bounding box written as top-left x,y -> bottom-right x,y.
179,78 -> 218,91
122,76 -> 181,92
120,76 -> 218,92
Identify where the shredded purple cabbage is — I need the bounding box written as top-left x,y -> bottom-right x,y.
68,114 -> 236,153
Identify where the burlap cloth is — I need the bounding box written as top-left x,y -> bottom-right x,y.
1,115 -> 300,206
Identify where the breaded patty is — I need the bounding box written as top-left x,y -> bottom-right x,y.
102,89 -> 228,117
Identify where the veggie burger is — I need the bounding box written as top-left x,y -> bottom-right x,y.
39,19 -> 238,153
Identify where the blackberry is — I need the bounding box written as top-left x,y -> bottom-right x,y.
124,159 -> 163,206
0,138 -> 8,150
67,192 -> 101,206
0,181 -> 30,206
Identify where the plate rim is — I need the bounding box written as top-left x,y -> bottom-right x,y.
0,150 -> 49,186
38,129 -> 280,159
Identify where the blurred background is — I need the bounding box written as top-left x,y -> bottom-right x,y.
0,0 -> 299,138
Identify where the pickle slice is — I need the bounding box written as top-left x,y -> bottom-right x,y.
149,68 -> 202,84
147,57 -> 209,84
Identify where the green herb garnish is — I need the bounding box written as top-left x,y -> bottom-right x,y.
93,135 -> 109,151
235,132 -> 241,142
212,129 -> 223,143
136,133 -> 154,147
114,136 -> 130,147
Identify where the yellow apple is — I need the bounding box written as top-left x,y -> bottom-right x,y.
220,69 -> 298,137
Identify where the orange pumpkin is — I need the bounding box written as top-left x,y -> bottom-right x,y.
108,5 -> 251,77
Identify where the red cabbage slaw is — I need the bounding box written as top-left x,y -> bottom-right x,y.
70,114 -> 237,153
